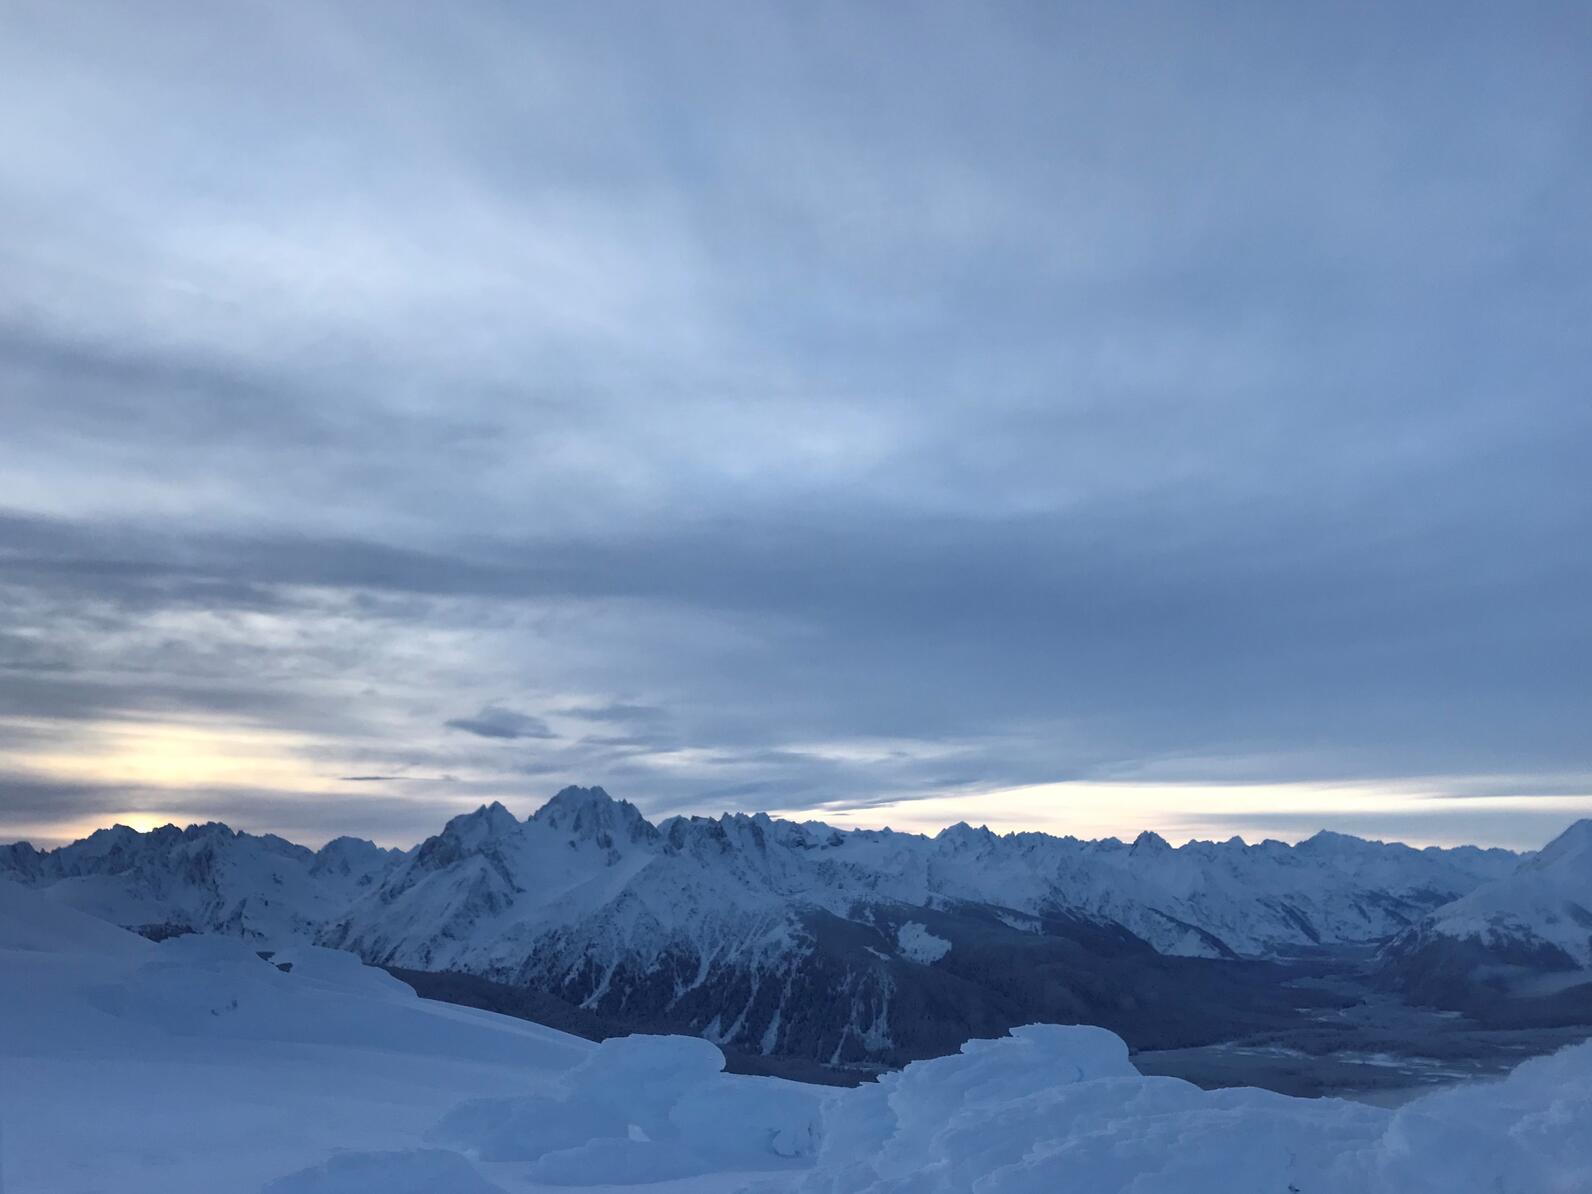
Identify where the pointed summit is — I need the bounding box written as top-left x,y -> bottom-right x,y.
313,836 -> 402,881
937,822 -> 997,850
410,802 -> 522,873
1526,818 -> 1592,873
441,801 -> 521,849
532,786 -> 656,848
1298,829 -> 1375,853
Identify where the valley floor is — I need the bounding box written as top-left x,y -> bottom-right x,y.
391,946 -> 1592,1101
1134,964 -> 1592,1103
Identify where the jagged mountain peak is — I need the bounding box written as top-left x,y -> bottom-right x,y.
408,803 -> 524,871
313,836 -> 403,881
440,801 -> 522,846
183,821 -> 237,838
81,823 -> 151,852
532,785 -> 655,847
1130,830 -> 1171,854
937,822 -> 998,850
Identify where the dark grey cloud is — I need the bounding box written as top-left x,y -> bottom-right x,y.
0,0 -> 1588,846
445,707 -> 557,741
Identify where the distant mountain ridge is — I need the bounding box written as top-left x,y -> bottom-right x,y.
1380,818 -> 1592,1017
2,787 -> 1538,1067
0,821 -> 402,941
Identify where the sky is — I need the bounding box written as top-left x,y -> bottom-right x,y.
1,2 -> 1589,850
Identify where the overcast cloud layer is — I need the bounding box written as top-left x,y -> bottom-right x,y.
2,2 -> 1589,848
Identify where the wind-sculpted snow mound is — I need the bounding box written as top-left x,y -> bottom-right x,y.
61,931 -> 590,1072
429,1032 -> 823,1184
273,1024 -> 1592,1192
0,875 -> 154,956
787,1024 -> 1592,1194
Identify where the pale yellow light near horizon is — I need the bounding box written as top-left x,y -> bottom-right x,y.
8,714 -> 1592,852
768,780 -> 1592,849
12,717 -> 335,792
100,812 -> 178,834
5,716 -> 348,844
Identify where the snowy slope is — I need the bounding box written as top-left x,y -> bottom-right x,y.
4,881 -> 1592,1194
1420,819 -> 1592,967
1382,819 -> 1592,1004
0,878 -> 820,1194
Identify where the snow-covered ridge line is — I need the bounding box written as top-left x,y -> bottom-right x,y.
3,786 -> 1560,1066
0,785 -> 1525,955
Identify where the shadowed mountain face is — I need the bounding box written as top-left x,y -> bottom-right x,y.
1378,820 -> 1592,1027
1,787 -> 1539,1069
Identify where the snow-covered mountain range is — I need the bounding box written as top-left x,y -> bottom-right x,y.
0,822 -> 402,940
2,787 -> 1554,1066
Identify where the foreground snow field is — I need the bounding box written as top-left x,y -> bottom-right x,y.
3,878 -> 1590,1194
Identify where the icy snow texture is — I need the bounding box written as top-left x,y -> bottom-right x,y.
429,1033 -> 820,1183
786,1024 -> 1592,1194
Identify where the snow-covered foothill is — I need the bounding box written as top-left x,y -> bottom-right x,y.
0,882 -> 591,1193
429,1032 -> 821,1183
786,1024 -> 1592,1194
0,874 -> 154,957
